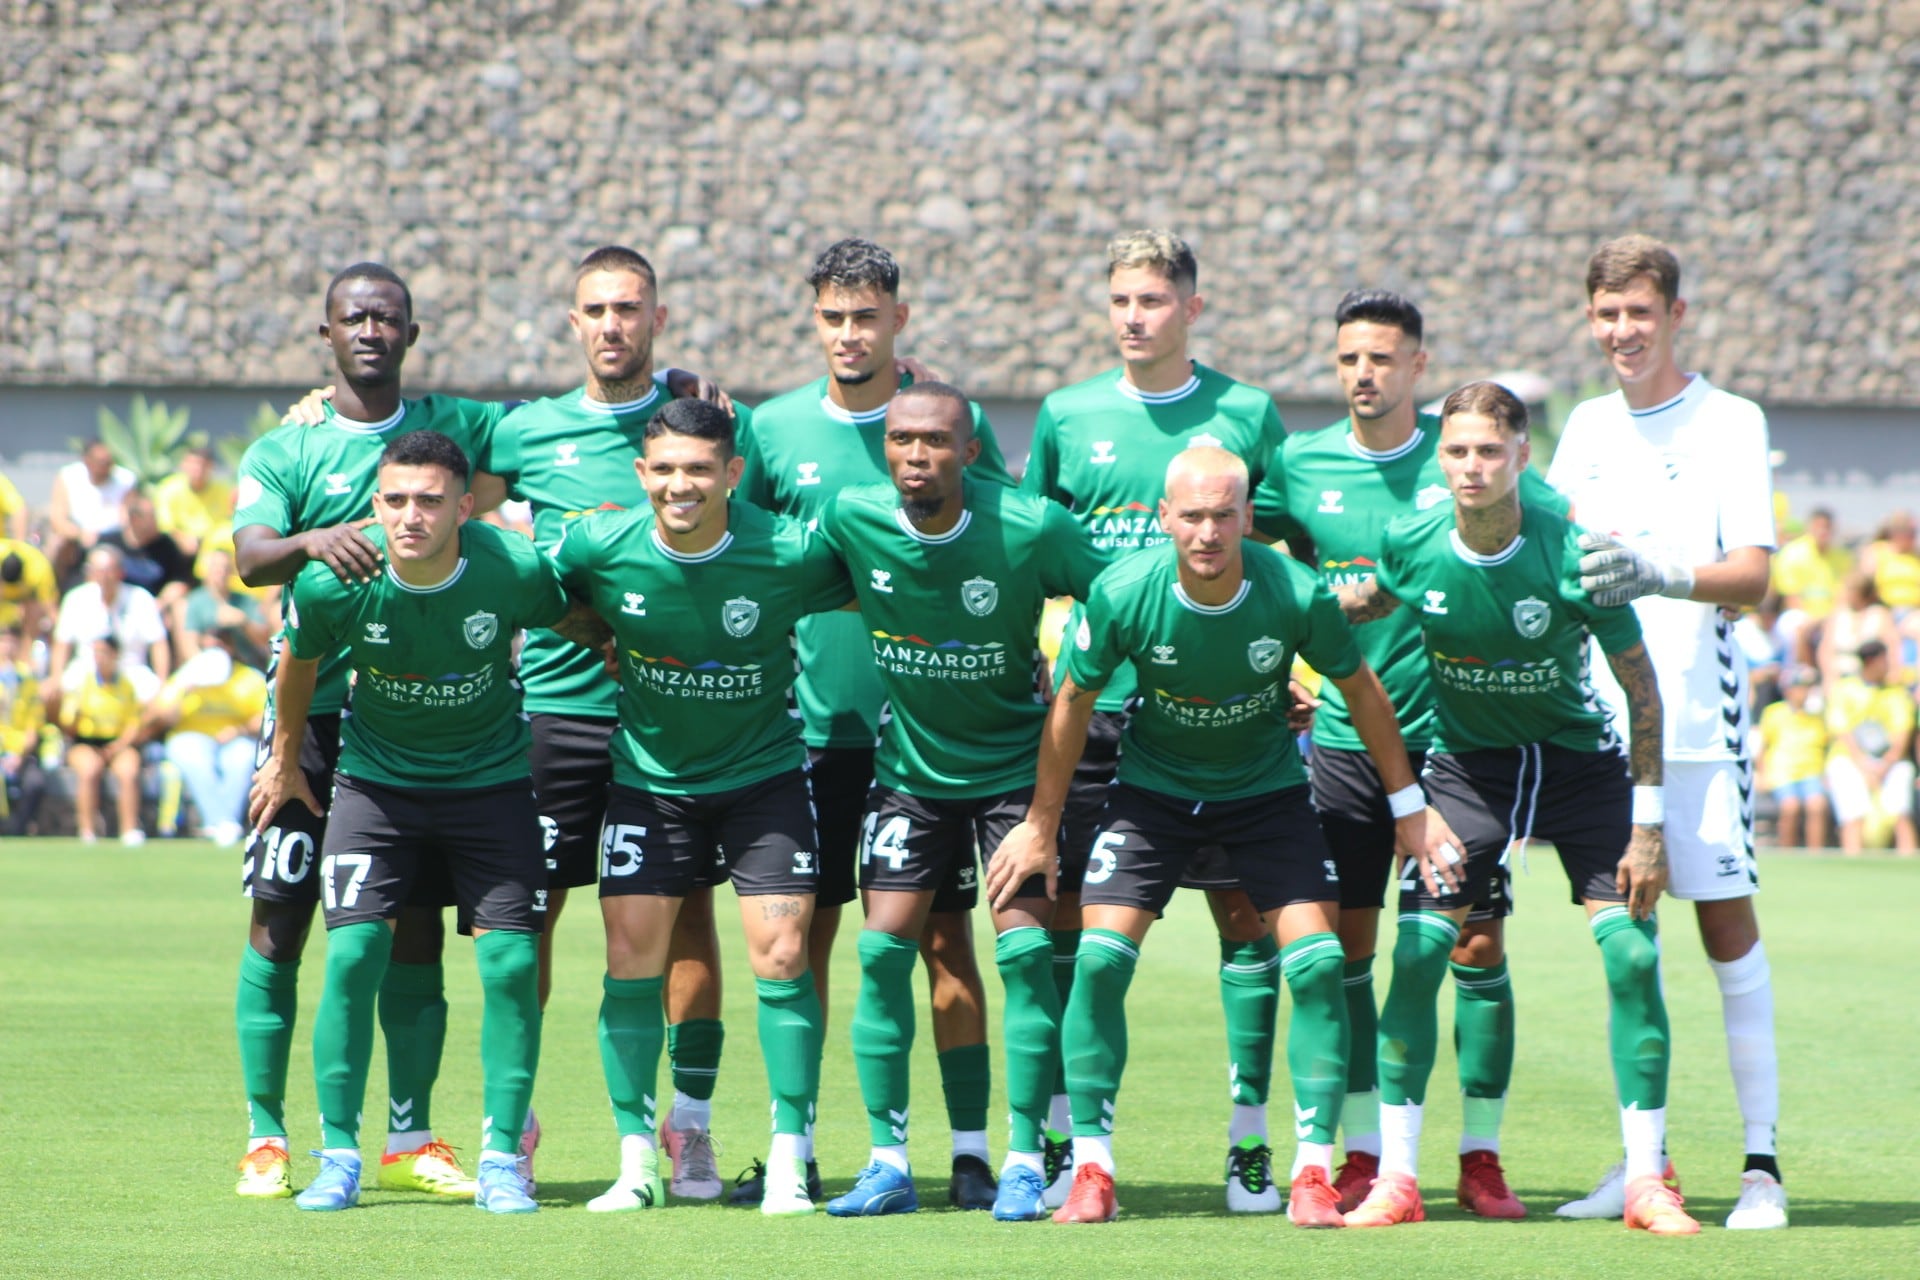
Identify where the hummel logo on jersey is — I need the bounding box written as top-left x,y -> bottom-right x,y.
796,462 -> 822,486
462,610 -> 499,650
870,569 -> 894,593
622,592 -> 647,616
1318,490 -> 1344,513
324,472 -> 353,497
1247,636 -> 1282,674
1189,432 -> 1223,448
1513,596 -> 1550,639
363,622 -> 390,644
961,576 -> 998,617
1424,590 -> 1449,614
722,596 -> 760,637
1152,644 -> 1178,666
555,443 -> 580,467
1416,483 -> 1451,510
792,850 -> 816,875
1090,441 -> 1117,465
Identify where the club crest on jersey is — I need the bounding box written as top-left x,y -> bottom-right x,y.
1415,484 -> 1451,510
1317,490 -> 1344,513
555,443 -> 580,467
1074,618 -> 1091,651
622,591 -> 647,616
463,610 -> 499,650
961,576 -> 999,617
363,622 -> 389,644
1247,636 -> 1283,675
722,596 -> 761,637
324,472 -> 353,497
796,462 -> 822,486
1090,441 -> 1117,465
235,475 -> 264,511
1512,596 -> 1550,640
870,570 -> 894,593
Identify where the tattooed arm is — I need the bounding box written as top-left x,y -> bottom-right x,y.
987,673 -> 1103,909
1606,640 -> 1668,918
1335,579 -> 1403,625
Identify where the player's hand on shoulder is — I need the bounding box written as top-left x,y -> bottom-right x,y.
986,818 -> 1058,911
896,355 -> 946,385
301,519 -> 383,584
284,385 -> 335,427
1617,824 -> 1668,919
664,369 -> 735,417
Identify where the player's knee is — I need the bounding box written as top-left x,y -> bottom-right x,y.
1451,925 -> 1504,968
1391,916 -> 1454,976
752,927 -> 809,981
1208,890 -> 1265,942
1597,923 -> 1660,994
249,901 -> 313,963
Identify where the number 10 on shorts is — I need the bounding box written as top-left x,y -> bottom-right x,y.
603,823 -> 647,878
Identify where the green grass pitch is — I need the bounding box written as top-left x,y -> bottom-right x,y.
2,842 -> 1913,1278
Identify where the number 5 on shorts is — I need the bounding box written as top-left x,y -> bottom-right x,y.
1084,830 -> 1125,884
321,852 -> 371,910
603,823 -> 646,878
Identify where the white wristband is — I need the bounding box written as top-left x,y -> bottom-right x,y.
1657,564 -> 1695,600
1387,784 -> 1426,820
1632,786 -> 1665,825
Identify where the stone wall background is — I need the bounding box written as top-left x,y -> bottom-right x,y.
5,0 -> 1918,403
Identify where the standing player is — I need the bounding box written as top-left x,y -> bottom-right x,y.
1252,291 -> 1561,1215
1332,382 -> 1695,1235
736,239 -> 1016,1206
550,399 -> 850,1217
1553,236 -> 1787,1229
813,383 -> 1105,1219
993,446 -> 1455,1227
230,264 -> 508,1199
1022,231 -> 1290,1209
248,429 -> 580,1213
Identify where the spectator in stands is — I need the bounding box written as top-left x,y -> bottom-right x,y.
1755,669 -> 1830,850
1862,511 -> 1920,616
45,440 -> 137,582
49,546 -> 172,692
0,542 -> 58,648
1824,638 -> 1916,856
0,471 -> 28,542
0,627 -> 48,835
1817,570 -> 1898,691
176,547 -> 270,668
1771,507 -> 1849,663
136,627 -> 265,846
57,636 -> 157,845
1735,593 -> 1787,711
103,489 -> 197,610
152,445 -> 231,557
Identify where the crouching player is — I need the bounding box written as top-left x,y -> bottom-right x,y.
1334,383 -> 1695,1234
990,446 -> 1457,1227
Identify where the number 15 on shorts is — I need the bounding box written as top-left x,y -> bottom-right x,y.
603,823 -> 647,878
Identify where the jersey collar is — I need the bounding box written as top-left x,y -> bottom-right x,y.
1170,578 -> 1250,614
328,404 -> 408,435
384,558 -> 468,593
893,507 -> 972,544
582,384 -> 661,415
1117,371 -> 1200,405
652,527 -> 734,563
1626,374 -> 1700,419
1448,528 -> 1526,567
1345,426 -> 1426,462
819,394 -> 890,426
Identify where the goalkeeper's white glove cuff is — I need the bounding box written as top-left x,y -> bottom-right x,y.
1657,564 -> 1695,600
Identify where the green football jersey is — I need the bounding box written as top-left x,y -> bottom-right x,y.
1250,414 -> 1568,751
1022,364 -> 1287,712
817,479 -> 1105,799
486,386 -> 761,718
550,499 -> 853,794
1063,543 -> 1361,801
285,520 -> 566,788
233,396 -> 506,714
1374,501 -> 1643,753
738,375 -> 1014,748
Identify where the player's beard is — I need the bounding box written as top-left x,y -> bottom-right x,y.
899,495 -> 945,524
592,336 -> 654,401
832,366 -> 877,387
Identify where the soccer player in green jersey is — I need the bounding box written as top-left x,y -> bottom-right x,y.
811,383 -> 1106,1220
735,239 -> 1016,1207
229,265 -> 509,1200
550,398 -> 851,1217
1332,382 -> 1697,1235
1021,230 -> 1292,1210
248,429 -> 587,1214
992,446 -> 1459,1228
1252,291 -> 1561,1216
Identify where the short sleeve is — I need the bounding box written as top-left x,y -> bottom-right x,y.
1020,403 -> 1061,498
1036,500 -> 1106,600
1373,519 -> 1411,602
796,526 -> 855,613
736,414 -> 775,508
233,435 -> 294,535
1294,576 -> 1363,681
968,406 -> 1016,488
510,536 -> 570,630
285,571 -> 341,661
1716,401 -> 1776,553
448,397 -> 510,475
1251,438 -> 1304,543
1518,469 -> 1569,517
1245,398 -> 1288,492
548,516 -> 594,596
1061,587 -> 1125,693
487,409 -> 526,487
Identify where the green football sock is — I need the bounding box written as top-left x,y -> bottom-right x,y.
756,975 -> 822,1136
852,931 -> 920,1148
378,961 -> 446,1138
598,973 -> 665,1139
1281,933 -> 1349,1146
940,1043 -> 991,1134
236,945 -> 299,1140
1592,908 -> 1670,1111
312,922 -> 392,1150
994,927 -> 1060,1154
1377,912 -> 1457,1108
1063,929 -> 1138,1137
1048,928 -> 1079,1098
1342,956 -> 1378,1094
668,1017 -> 725,1101
475,930 -> 541,1155
1219,935 -> 1279,1106
1452,959 -> 1515,1103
